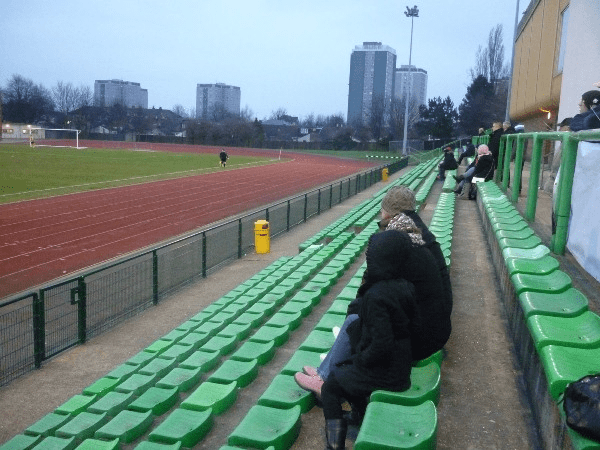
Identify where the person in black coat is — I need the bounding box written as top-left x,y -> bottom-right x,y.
320,230 -> 420,449
570,90 -> 600,131
457,143 -> 476,165
436,145 -> 458,180
454,144 -> 495,195
488,121 -> 504,169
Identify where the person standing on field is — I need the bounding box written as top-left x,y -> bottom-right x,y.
219,149 -> 228,167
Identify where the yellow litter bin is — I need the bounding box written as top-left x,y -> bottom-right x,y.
382,168 -> 389,181
254,220 -> 270,254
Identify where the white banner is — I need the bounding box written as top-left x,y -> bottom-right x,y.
567,141 -> 600,282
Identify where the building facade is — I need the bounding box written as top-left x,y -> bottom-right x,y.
196,83 -> 241,119
394,65 -> 428,107
347,42 -> 397,127
94,80 -> 148,108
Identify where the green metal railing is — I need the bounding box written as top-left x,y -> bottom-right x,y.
485,129 -> 600,255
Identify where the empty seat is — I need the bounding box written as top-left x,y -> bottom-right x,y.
228,405 -> 301,450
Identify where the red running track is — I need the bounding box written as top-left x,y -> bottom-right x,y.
0,143 -> 375,299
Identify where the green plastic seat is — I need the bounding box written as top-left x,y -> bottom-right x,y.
511,271 -> 572,295
94,410 -> 153,443
280,350 -> 323,376
326,299 -> 351,316
125,351 -> 155,367
232,311 -> 266,328
159,329 -> 188,343
30,436 -> 76,450
159,343 -> 195,362
354,400 -> 437,450
495,227 -> 535,240
114,373 -> 158,396
249,324 -> 290,347
144,340 -> 173,355
414,350 -> 444,368
127,387 -> 179,415
131,442 -> 181,450
82,378 -> 120,398
264,312 -> 302,331
257,374 -> 315,413
228,405 -> 301,450
336,286 -> 359,301
519,288 -> 588,319
24,413 -> 70,437
179,349 -> 220,371
54,412 -> 108,441
0,434 -> 42,450
505,254 -> 560,276
246,301 -> 277,317
181,381 -> 237,415
194,320 -> 226,335
199,335 -> 237,356
230,340 -> 275,365
278,299 -> 313,317
539,345 -> 600,400
105,363 -> 139,381
87,391 -> 135,416
290,290 -> 322,306
155,367 -> 202,392
502,244 -> 550,261
74,438 -> 120,450
177,330 -> 210,349
299,330 -> 335,353
207,359 -> 258,388
148,408 -> 213,447
527,311 -> 600,350
499,234 -> 543,251
370,363 -> 441,406
55,395 -> 97,416
138,357 -> 177,378
314,312 -> 346,332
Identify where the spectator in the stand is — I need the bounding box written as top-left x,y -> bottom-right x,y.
436,145 -> 458,180
478,127 -> 486,137
488,121 -> 504,169
457,143 -> 476,165
315,231 -> 421,450
570,90 -> 600,131
295,187 -> 452,434
453,144 -> 495,196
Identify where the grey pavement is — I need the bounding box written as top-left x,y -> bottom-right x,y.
1,164 -> 597,449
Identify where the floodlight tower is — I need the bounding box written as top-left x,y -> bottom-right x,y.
402,5 -> 419,156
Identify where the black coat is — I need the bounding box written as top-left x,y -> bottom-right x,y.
472,154 -> 495,181
340,231 -> 420,393
440,151 -> 458,170
570,106 -> 600,131
488,128 -> 504,167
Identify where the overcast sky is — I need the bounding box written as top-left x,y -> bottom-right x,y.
0,0 -> 529,121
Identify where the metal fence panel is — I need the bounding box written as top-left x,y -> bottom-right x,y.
0,296 -> 36,386
157,237 -> 202,297
306,190 -> 320,220
205,222 -> 238,273
41,280 -> 80,358
87,254 -> 155,339
288,196 -> 306,228
267,203 -> 289,237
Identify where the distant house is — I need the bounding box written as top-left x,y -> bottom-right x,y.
261,119 -> 301,141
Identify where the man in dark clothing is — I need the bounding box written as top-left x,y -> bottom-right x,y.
457,143 -> 476,165
219,150 -> 228,167
437,145 -> 458,180
488,121 -> 504,170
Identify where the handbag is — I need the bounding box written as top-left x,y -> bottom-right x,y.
562,373 -> 600,442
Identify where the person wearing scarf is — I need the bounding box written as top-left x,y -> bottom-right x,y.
453,144 -> 495,195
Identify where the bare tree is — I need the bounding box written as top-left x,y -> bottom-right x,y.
269,107 -> 288,120
470,24 -> 510,82
301,113 -> 316,128
240,105 -> 254,122
76,85 -> 93,108
172,104 -> 188,118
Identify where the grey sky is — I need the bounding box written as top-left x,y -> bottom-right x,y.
0,0 -> 528,121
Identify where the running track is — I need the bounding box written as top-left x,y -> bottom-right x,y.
0,141 -> 375,299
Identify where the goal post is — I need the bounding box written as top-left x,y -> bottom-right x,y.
34,128 -> 82,149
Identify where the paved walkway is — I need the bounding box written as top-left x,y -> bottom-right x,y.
1,165 -> 598,448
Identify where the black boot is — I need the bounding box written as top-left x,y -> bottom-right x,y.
325,419 -> 347,450
453,174 -> 464,182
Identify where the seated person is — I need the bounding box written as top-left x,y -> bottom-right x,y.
570,90 -> 600,131
436,146 -> 458,180
453,144 -> 495,195
315,230 -> 420,450
457,143 -> 476,165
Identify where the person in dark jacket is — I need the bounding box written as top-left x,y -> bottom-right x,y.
488,121 -> 504,169
570,90 -> 600,131
457,143 -> 476,165
436,145 -> 458,180
319,230 -> 420,450
453,144 -> 495,195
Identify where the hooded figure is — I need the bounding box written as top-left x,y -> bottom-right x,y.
320,230 -> 420,449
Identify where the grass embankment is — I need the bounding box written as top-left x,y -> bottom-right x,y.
0,145 -> 276,203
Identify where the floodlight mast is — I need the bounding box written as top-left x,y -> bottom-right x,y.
402,5 -> 419,156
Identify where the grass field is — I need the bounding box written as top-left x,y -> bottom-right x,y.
0,144 -> 277,203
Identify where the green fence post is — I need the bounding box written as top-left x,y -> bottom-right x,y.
201,232 -> 207,278
152,250 -> 159,305
500,135 -> 513,186
524,134 -> 543,219
496,137 -> 506,183
553,136 -> 578,255
286,200 -> 291,231
77,277 -> 87,344
507,134 -> 524,195
33,292 -> 45,368
238,219 -> 242,258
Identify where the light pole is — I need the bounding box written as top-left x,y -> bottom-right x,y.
402,5 -> 418,156
505,0 -> 520,122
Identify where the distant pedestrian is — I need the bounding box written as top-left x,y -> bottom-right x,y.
219,149 -> 228,167
29,134 -> 35,148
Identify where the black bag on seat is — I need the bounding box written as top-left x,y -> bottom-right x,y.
563,373 -> 600,442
